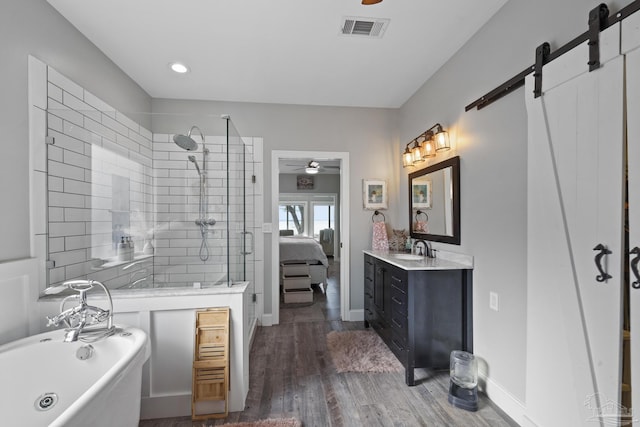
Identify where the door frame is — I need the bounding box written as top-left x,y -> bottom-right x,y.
271,150 -> 350,325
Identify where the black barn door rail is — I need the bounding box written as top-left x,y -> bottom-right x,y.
465,0 -> 640,112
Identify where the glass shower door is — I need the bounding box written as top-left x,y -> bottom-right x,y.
226,118 -> 256,326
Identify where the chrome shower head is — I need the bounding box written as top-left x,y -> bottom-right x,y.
173,134 -> 198,151
188,155 -> 202,175
173,125 -> 205,151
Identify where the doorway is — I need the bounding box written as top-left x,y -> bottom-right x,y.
271,150 -> 350,325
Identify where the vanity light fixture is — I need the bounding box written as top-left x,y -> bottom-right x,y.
434,124 -> 451,151
402,145 -> 414,168
420,133 -> 436,158
402,123 -> 450,168
411,138 -> 424,164
169,62 -> 190,74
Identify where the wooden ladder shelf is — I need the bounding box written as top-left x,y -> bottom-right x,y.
192,307 -> 230,420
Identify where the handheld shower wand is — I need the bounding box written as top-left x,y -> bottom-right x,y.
187,155 -> 202,175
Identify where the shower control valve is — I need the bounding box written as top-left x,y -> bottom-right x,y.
195,218 -> 216,226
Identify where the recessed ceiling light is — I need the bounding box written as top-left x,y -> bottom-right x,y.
169,62 -> 189,74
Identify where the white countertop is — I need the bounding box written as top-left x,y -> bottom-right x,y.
363,250 -> 473,271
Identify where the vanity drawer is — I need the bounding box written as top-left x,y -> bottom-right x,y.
389,269 -> 407,293
364,276 -> 374,294
365,306 -> 377,324
390,311 -> 408,341
364,256 -> 375,280
390,332 -> 408,365
364,288 -> 374,310
390,285 -> 408,316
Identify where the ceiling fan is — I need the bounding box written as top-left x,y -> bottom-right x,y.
286,160 -> 340,174
362,0 -> 383,4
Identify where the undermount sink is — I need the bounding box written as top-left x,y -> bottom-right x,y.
391,254 -> 425,261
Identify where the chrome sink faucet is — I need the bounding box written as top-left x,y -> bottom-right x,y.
45,280 -> 115,343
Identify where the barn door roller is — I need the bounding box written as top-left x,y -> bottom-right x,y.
533,42 -> 550,98
588,3 -> 610,71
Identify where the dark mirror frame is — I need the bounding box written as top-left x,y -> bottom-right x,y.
408,155 -> 460,244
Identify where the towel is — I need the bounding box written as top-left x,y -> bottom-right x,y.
372,222 -> 389,251
414,221 -> 428,233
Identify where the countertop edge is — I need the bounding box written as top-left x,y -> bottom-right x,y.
363,250 -> 473,270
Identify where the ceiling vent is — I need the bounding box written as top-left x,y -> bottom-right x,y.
340,16 -> 390,38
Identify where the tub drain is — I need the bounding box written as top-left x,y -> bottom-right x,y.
35,393 -> 58,411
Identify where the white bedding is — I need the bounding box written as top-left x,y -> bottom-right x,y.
279,236 -> 329,267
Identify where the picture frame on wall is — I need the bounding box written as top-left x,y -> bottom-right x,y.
412,179 -> 432,209
297,175 -> 314,190
363,179 -> 388,210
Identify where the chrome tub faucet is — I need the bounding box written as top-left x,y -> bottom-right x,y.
45,280 -> 116,343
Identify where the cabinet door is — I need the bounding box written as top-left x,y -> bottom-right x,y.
525,24 -> 624,426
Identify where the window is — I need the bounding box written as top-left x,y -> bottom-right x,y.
312,203 -> 334,239
279,202 -> 306,235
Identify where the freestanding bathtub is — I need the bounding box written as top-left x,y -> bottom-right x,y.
0,325 -> 150,427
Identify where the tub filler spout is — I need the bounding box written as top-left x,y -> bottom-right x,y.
45,279 -> 115,343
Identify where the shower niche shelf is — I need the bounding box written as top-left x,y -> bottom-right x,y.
92,254 -> 153,270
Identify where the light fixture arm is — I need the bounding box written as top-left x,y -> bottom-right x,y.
417,123 -> 443,141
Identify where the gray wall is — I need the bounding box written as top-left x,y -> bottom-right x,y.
398,0 -> 636,406
0,0 -> 151,261
279,173 -> 340,194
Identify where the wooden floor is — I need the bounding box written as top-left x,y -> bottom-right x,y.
140,260 -> 519,427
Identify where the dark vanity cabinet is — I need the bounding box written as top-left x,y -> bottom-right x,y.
364,254 -> 473,386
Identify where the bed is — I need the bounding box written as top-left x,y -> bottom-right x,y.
279,236 -> 329,285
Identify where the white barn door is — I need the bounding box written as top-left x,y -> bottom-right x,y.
623,12 -> 640,425
525,24 -> 624,427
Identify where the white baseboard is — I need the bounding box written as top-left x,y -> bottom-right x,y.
480,373 -> 526,425
261,313 -> 274,326
349,308 -> 364,322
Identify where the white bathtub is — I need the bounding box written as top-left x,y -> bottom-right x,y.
0,326 -> 150,427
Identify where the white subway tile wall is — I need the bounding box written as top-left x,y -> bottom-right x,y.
45,66 -> 254,290
46,65 -> 154,289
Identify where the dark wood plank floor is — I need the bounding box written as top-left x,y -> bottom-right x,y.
140,260 -> 519,427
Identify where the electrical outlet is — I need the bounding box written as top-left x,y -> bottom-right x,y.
489,291 -> 499,311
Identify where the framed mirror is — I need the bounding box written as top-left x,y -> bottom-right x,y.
409,156 -> 460,244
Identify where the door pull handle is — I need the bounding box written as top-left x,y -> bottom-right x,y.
593,243 -> 612,283
630,247 -> 640,289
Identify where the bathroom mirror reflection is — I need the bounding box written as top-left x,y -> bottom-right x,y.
409,156 -> 460,244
